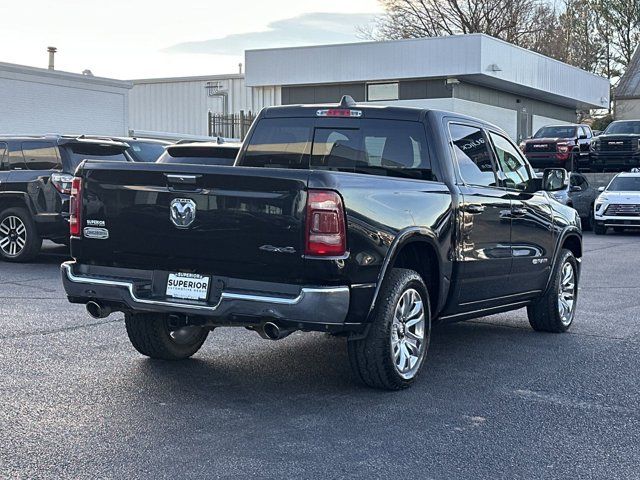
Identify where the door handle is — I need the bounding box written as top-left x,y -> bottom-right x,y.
464,204 -> 486,214
511,207 -> 527,216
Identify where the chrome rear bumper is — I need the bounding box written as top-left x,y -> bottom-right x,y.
61,261 -> 350,326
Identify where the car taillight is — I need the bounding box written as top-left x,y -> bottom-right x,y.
51,172 -> 74,194
305,190 -> 346,257
69,177 -> 82,237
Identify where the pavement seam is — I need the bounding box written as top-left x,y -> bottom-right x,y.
0,318 -> 122,340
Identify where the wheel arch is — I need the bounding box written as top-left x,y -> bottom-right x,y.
368,227 -> 447,319
543,227 -> 582,295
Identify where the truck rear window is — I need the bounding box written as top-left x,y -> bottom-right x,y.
241,118 -> 434,180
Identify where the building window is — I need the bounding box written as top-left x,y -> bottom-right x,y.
367,82 -> 399,101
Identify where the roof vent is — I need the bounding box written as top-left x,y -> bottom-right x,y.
339,95 -> 357,108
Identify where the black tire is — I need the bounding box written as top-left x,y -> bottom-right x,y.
594,223 -> 606,235
527,249 -> 578,333
0,207 -> 42,262
581,210 -> 593,231
125,313 -> 209,360
348,268 -> 431,390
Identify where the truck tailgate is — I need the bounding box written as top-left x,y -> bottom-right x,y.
74,163 -> 309,283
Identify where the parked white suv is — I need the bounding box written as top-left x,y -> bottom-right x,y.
593,172 -> 640,235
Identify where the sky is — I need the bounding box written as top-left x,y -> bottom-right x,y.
0,0 -> 382,80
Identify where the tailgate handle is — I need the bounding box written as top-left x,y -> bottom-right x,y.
165,174 -> 201,185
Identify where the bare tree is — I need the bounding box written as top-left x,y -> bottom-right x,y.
373,0 -> 557,47
594,0 -> 640,67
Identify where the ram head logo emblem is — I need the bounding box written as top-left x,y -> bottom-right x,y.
170,198 -> 197,229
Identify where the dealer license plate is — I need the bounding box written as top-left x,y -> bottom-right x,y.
166,273 -> 210,301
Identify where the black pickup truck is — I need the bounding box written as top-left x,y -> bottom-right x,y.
589,120 -> 640,171
61,97 -> 582,390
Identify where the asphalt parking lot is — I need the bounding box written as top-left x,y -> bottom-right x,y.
1,233 -> 639,479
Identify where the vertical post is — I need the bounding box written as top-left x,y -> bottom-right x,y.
240,110 -> 245,139
207,111 -> 212,137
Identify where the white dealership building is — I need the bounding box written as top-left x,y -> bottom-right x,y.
245,34 -> 610,141
0,61 -> 132,136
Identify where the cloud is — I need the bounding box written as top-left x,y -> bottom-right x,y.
165,12 -> 377,55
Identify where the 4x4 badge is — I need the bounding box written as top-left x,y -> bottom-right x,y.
170,198 -> 196,229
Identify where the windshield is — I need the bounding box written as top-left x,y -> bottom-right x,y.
604,121 -> 640,135
127,141 -> 168,162
607,176 -> 640,192
65,143 -> 128,171
533,126 -> 577,138
157,146 -> 239,166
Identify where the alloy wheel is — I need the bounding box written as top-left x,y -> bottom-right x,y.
391,288 -> 427,379
0,216 -> 27,257
557,261 -> 576,326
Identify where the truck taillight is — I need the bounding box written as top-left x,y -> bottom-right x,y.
305,190 -> 347,257
69,177 -> 82,237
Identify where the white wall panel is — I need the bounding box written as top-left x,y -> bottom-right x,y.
0,63 -> 130,136
129,77 -> 277,136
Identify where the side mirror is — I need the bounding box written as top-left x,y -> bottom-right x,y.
570,185 -> 583,192
578,134 -> 587,140
598,186 -> 605,193
543,168 -> 568,192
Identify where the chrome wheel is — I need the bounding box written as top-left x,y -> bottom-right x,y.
169,325 -> 204,345
391,288 -> 427,379
557,261 -> 576,326
0,216 -> 27,257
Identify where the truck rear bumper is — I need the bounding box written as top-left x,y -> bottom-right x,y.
61,261 -> 351,328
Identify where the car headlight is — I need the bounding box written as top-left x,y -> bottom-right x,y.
590,140 -> 600,151
595,203 -> 602,212
557,143 -> 570,153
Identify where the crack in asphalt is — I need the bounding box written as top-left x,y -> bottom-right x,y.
0,317 -> 122,340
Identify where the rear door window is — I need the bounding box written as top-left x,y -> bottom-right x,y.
21,142 -> 62,170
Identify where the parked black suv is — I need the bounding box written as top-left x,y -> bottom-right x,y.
520,124 -> 592,171
0,135 -> 130,262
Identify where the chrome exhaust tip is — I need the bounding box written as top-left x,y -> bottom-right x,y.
261,321 -> 294,341
86,301 -> 111,319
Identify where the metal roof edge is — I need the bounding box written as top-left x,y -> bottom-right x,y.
131,73 -> 245,84
0,61 -> 133,89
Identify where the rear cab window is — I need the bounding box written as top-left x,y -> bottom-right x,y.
240,117 -> 437,181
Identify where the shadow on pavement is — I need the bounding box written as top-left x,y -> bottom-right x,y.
112,319 -> 551,406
